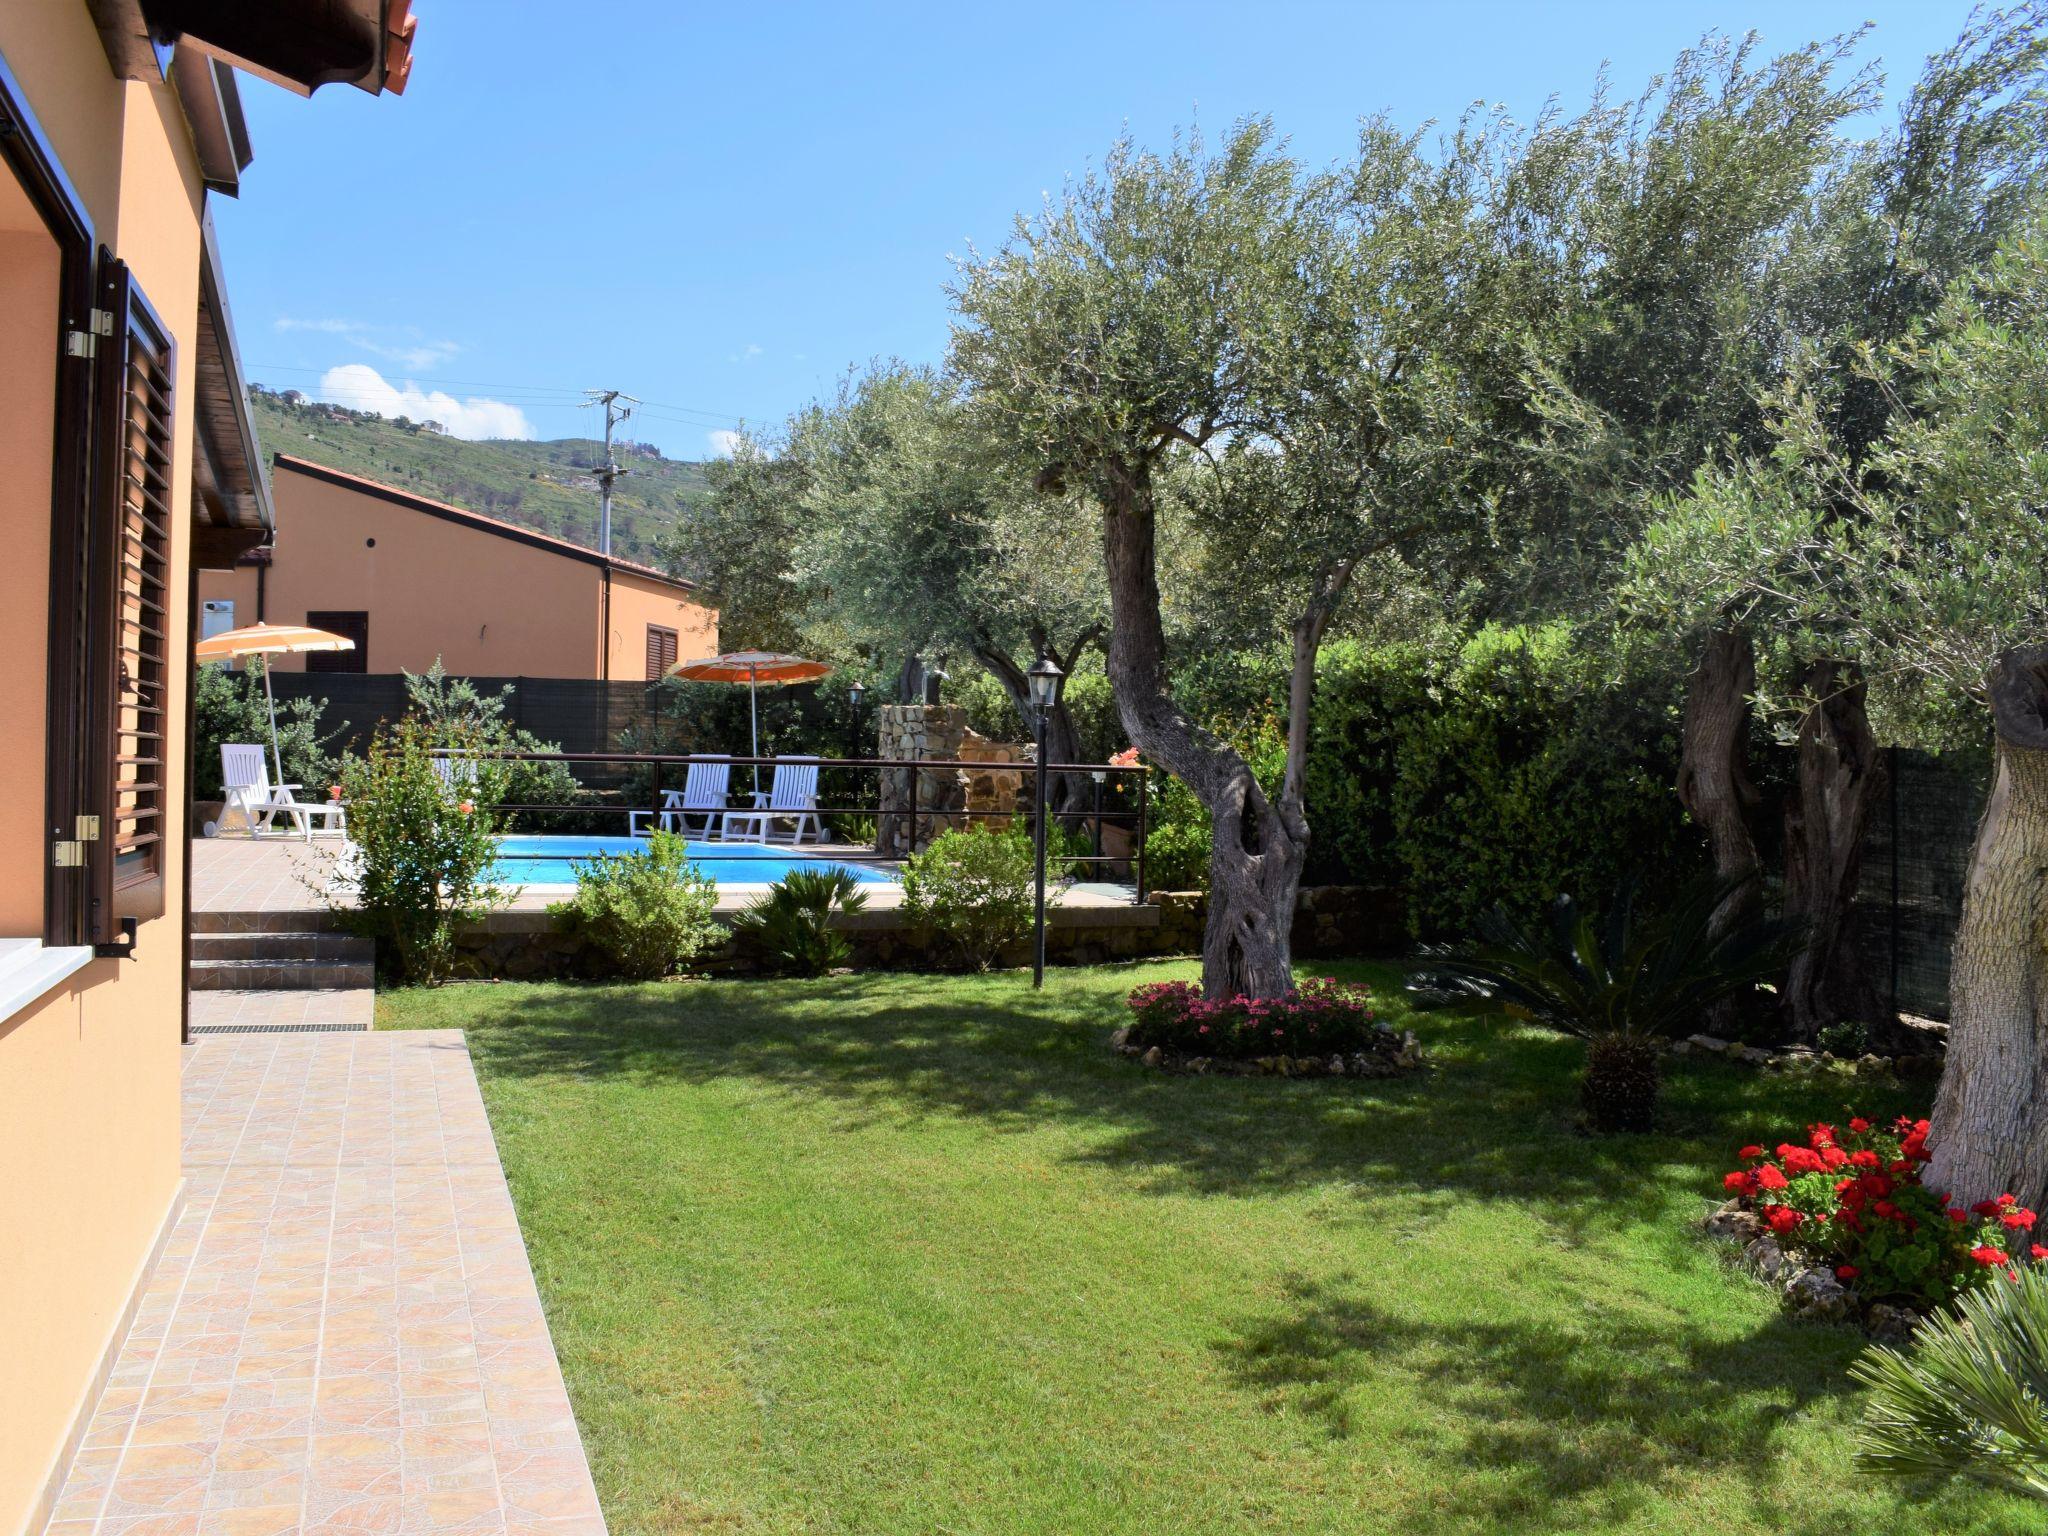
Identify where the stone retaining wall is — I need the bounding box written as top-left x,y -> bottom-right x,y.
449,884 -> 1403,981
875,704 -> 1030,857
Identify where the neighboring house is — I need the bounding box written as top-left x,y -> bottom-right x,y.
0,6 -> 412,1534
199,455 -> 720,679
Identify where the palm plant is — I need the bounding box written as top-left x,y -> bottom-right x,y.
1852,1263 -> 2048,1503
731,867 -> 869,976
1409,876 -> 1804,1131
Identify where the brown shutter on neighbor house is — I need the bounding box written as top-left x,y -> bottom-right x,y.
646,624 -> 678,682
85,254 -> 172,935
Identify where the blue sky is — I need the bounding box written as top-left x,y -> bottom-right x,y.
215,0 -> 1988,459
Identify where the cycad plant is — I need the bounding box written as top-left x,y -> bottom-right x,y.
1853,1263 -> 2048,1503
731,866 -> 869,976
1410,876 -> 1804,1131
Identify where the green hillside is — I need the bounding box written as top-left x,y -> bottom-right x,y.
248,387 -> 709,567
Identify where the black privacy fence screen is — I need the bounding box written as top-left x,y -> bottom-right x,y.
272,672 -> 1992,1014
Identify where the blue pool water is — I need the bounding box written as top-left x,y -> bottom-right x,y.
489,835 -> 894,888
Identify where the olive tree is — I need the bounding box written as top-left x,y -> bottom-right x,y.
951,120 -> 1505,998
784,362 -> 1108,802
664,430 -> 817,654
1666,220 -> 2048,1203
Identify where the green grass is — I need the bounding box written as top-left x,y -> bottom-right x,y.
380,961 -> 2035,1535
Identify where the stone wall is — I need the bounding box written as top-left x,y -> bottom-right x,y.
447,884 -> 1404,981
875,704 -> 1029,856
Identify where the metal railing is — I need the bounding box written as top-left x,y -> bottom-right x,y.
435,750 -> 1152,904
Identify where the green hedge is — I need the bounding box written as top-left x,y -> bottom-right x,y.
1143,624 -> 1708,939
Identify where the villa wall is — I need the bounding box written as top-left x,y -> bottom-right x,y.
199,460 -> 719,680
0,12 -> 203,1533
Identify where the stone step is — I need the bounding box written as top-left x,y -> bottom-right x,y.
189,957 -> 375,992
190,931 -> 372,964
191,908 -> 352,936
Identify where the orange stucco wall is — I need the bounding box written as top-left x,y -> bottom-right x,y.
607,566 -> 720,680
0,10 -> 203,1535
199,461 -> 717,678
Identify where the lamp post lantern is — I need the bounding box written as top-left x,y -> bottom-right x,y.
1027,655 -> 1064,988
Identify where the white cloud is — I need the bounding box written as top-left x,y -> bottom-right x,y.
706,428 -> 744,458
726,342 -> 765,363
277,316 -> 460,371
315,363 -> 533,440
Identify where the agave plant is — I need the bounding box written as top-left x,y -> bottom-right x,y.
1852,1263 -> 2048,1502
1409,876 -> 1804,1131
730,866 -> 869,977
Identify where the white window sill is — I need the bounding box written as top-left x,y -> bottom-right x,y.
0,938 -> 97,1024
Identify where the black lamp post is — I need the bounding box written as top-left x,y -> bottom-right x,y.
1027,655 -> 1064,987
847,680 -> 866,836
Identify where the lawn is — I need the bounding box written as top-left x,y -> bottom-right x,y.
381,961 -> 2034,1535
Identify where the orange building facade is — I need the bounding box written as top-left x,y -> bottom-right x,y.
200,456 -> 718,680
0,7 -> 413,1534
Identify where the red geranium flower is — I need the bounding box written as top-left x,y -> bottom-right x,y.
2003,1209 -> 2037,1231
1821,1146 -> 1849,1170
1970,1245 -> 2010,1267
1755,1164 -> 1789,1191
1766,1206 -> 1803,1234
1723,1171 -> 1755,1195
1949,1208 -> 1970,1224
1836,1264 -> 1859,1280
1973,1200 -> 2002,1218
2032,1244 -> 2048,1262
1779,1144 -> 1827,1175
1737,1144 -> 1765,1160
1848,1150 -> 1882,1170
2000,1193 -> 2019,1208
1809,1123 -> 1838,1149
1848,1117 -> 1872,1134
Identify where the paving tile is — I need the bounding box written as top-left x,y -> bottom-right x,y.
38,1031 -> 606,1535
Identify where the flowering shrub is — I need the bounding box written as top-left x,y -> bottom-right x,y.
1125,977 -> 1387,1059
1720,1114 -> 2043,1309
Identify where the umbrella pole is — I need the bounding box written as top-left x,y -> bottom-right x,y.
261,658 -> 285,788
749,669 -> 760,795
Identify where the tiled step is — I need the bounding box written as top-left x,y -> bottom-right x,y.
187,988 -> 373,1033
189,956 -> 375,992
191,931 -> 372,964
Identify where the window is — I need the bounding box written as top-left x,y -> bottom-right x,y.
87,255 -> 174,927
646,623 -> 678,681
200,598 -> 235,639
306,610 -> 367,672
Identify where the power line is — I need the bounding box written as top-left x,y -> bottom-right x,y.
248,362 -> 750,425
582,389 -> 639,556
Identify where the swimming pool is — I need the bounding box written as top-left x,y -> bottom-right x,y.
488,835 -> 895,888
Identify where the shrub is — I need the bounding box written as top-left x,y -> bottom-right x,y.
900,827 -> 1035,968
1817,1019 -> 1869,1057
551,830 -> 720,980
1410,876 -> 1806,1131
330,719 -> 506,983
731,866 -> 868,976
1125,976 -> 1388,1059
404,662 -> 582,828
1720,1115 -> 2038,1310
193,660 -> 342,799
1853,1262 -> 2048,1502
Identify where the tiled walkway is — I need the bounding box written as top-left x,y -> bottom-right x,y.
43,1031 -> 606,1536
188,992 -> 374,1034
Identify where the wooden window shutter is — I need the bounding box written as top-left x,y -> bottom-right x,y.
85,254 -> 172,936
646,624 -> 678,682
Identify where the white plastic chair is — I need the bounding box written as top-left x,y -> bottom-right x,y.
630,759 -> 731,838
722,757 -> 822,845
214,743 -> 345,841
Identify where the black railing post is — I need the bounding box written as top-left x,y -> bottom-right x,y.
651,756 -> 664,839
1134,768 -> 1148,906
1889,742 -> 1900,1020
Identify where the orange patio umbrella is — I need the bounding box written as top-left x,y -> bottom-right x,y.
667,649 -> 831,789
194,622 -> 357,784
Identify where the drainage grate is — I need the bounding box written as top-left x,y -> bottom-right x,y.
189,1022 -> 371,1035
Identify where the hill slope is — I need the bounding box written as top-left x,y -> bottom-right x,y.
249,387 -> 709,567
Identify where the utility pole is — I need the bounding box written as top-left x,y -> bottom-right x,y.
581,388 -> 639,556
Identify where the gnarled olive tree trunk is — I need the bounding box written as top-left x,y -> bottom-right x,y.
1677,629 -> 1763,932
1781,659 -> 1891,1042
973,631 -> 1100,818
1925,645 -> 2048,1209
1100,474 -> 1309,1000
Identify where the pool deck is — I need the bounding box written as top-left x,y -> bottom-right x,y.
191,836 -> 1147,917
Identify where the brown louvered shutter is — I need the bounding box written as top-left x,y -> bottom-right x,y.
646,624 -> 678,681
86,256 -> 171,936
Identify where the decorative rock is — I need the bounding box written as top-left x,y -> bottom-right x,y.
1741,1234 -> 1787,1281
1737,1046 -> 1772,1066
1857,1053 -> 1892,1075
1703,1199 -> 1763,1244
1783,1265 -> 1852,1324
1141,1046 -> 1163,1068
1328,1054 -> 1347,1076
1689,1034 -> 1731,1053
1866,1303 -> 1919,1345
1109,1026 -> 1131,1050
